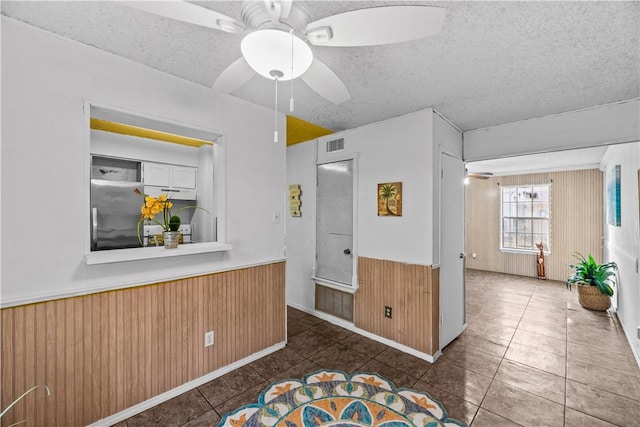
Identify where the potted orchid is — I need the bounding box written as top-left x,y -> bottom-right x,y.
135,190 -> 207,248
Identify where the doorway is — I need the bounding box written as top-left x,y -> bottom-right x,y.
315,160 -> 354,286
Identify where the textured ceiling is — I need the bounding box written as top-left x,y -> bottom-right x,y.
2,1 -> 639,132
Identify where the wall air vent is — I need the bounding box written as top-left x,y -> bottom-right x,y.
326,138 -> 344,153
315,284 -> 353,321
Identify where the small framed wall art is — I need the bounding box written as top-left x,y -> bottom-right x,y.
606,165 -> 621,226
289,184 -> 301,217
377,182 -> 402,216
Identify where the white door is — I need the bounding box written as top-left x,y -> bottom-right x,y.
440,152 -> 466,349
316,160 -> 354,285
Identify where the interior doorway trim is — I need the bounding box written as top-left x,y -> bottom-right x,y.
313,156 -> 360,289
317,151 -> 359,165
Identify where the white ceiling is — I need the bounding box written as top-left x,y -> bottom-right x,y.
2,1 -> 639,133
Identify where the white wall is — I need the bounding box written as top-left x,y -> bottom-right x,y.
1,18 -> 286,306
319,110 -> 435,265
285,141 -> 317,309
600,142 -> 640,363
432,112 -> 464,265
286,110 -> 437,311
464,99 -> 640,161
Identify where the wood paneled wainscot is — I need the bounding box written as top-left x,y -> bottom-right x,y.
1,262 -> 286,427
355,257 -> 439,355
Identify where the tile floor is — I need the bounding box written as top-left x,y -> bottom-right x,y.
115,269 -> 640,426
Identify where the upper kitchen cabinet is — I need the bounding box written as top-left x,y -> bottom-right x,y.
143,162 -> 197,199
144,162 -> 196,188
143,162 -> 171,187
172,165 -> 197,189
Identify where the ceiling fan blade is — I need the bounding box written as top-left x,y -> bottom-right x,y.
306,6 -> 446,47
467,171 -> 494,180
213,58 -> 255,93
123,1 -> 245,33
468,174 -> 490,180
301,59 -> 350,105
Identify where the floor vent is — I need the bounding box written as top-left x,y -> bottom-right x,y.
315,284 -> 353,321
326,138 -> 344,153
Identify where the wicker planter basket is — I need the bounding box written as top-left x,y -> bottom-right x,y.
577,285 -> 611,311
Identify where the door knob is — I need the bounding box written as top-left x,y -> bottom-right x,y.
344,249 -> 351,255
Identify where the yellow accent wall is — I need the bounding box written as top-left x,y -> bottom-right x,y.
286,116 -> 334,146
90,118 -> 213,147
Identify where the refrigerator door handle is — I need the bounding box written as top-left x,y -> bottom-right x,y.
92,207 -> 98,250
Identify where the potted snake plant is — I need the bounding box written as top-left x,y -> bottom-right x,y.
566,252 -> 618,311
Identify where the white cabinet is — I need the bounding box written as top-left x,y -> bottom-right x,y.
172,165 -> 197,189
144,162 -> 171,187
143,162 -> 197,199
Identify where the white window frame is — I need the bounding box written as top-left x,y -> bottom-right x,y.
500,184 -> 551,254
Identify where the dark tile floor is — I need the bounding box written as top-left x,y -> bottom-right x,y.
115,269 -> 640,426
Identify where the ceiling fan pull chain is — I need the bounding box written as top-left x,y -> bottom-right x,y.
270,69 -> 284,143
290,29 -> 295,113
274,76 -> 279,142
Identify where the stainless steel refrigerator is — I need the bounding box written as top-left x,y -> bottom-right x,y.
90,157 -> 142,251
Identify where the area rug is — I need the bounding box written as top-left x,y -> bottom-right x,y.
218,369 -> 466,427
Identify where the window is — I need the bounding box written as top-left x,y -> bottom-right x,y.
501,184 -> 550,252
85,103 -> 231,265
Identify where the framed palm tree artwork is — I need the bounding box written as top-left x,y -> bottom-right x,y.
378,182 -> 403,216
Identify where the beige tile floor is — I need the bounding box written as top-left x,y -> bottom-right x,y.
115,269 -> 640,426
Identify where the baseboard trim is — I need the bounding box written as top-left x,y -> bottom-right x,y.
88,341 -> 286,427
287,301 -> 440,363
616,313 -> 640,369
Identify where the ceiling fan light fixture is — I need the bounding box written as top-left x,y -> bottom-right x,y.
241,29 -> 313,81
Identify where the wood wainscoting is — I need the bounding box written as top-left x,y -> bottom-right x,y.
355,257 -> 439,355
0,262 -> 285,427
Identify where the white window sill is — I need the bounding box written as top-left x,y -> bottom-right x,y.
85,242 -> 233,265
312,276 -> 357,294
500,247 -> 551,256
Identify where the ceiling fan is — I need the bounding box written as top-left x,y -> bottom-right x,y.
124,0 -> 447,105
465,169 -> 494,180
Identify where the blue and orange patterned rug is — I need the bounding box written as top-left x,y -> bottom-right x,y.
219,370 -> 466,427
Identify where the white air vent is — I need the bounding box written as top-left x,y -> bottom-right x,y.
326,138 -> 344,153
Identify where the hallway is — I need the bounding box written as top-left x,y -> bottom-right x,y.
458,269 -> 639,425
